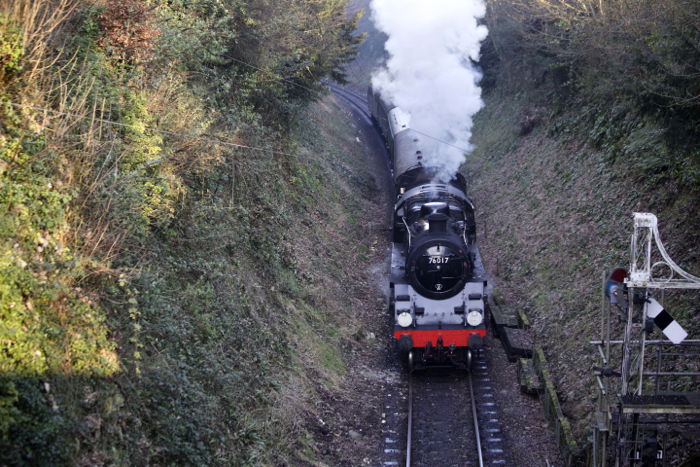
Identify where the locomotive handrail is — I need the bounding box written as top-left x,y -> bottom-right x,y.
402,216 -> 412,248
395,163 -> 424,181
395,183 -> 473,212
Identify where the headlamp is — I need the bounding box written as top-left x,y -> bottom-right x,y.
466,310 -> 483,327
397,312 -> 413,328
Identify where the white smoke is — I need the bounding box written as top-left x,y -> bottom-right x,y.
370,0 -> 488,182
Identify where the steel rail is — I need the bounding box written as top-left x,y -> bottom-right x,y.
404,372 -> 485,467
405,376 -> 413,467
330,87 -> 373,127
468,371 -> 485,467
328,84 -> 369,107
328,85 -> 373,121
328,84 -> 396,180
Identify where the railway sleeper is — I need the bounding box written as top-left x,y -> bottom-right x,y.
501,327 -> 534,362
517,358 -> 543,395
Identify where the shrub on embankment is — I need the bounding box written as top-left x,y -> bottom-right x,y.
1,0 -> 367,464
468,0 -> 700,455
481,0 -> 699,193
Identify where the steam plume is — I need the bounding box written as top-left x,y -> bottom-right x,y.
370,0 -> 488,182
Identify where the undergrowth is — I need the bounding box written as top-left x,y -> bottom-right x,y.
1,0 -> 366,464
467,57 -> 700,456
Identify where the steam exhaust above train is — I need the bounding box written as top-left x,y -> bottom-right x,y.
368,87 -> 488,371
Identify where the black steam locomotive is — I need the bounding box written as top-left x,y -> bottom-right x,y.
368,88 -> 487,370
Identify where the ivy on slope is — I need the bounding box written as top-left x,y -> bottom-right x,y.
1,1 -> 363,465
0,85 -> 119,467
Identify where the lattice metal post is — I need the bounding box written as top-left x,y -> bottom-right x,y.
592,213 -> 700,466
629,213 -> 656,286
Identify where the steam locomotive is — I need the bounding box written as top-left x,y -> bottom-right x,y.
368,88 -> 487,371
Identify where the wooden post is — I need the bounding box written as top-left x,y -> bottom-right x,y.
230,151 -> 236,201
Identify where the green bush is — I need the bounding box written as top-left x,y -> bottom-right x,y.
1,0 -> 363,463
0,16 -> 22,81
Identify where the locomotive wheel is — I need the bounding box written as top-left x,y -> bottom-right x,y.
465,349 -> 473,372
407,350 -> 415,373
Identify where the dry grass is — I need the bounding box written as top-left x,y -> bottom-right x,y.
1,0 -> 126,263
1,0 -> 81,82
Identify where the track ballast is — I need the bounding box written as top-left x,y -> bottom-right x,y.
405,356 -> 507,466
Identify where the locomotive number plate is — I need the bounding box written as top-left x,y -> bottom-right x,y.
428,256 -> 449,264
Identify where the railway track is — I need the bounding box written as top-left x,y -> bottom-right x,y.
407,370 -> 481,466
328,84 -> 373,125
381,355 -> 508,467
382,357 -> 507,466
397,353 -> 506,467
